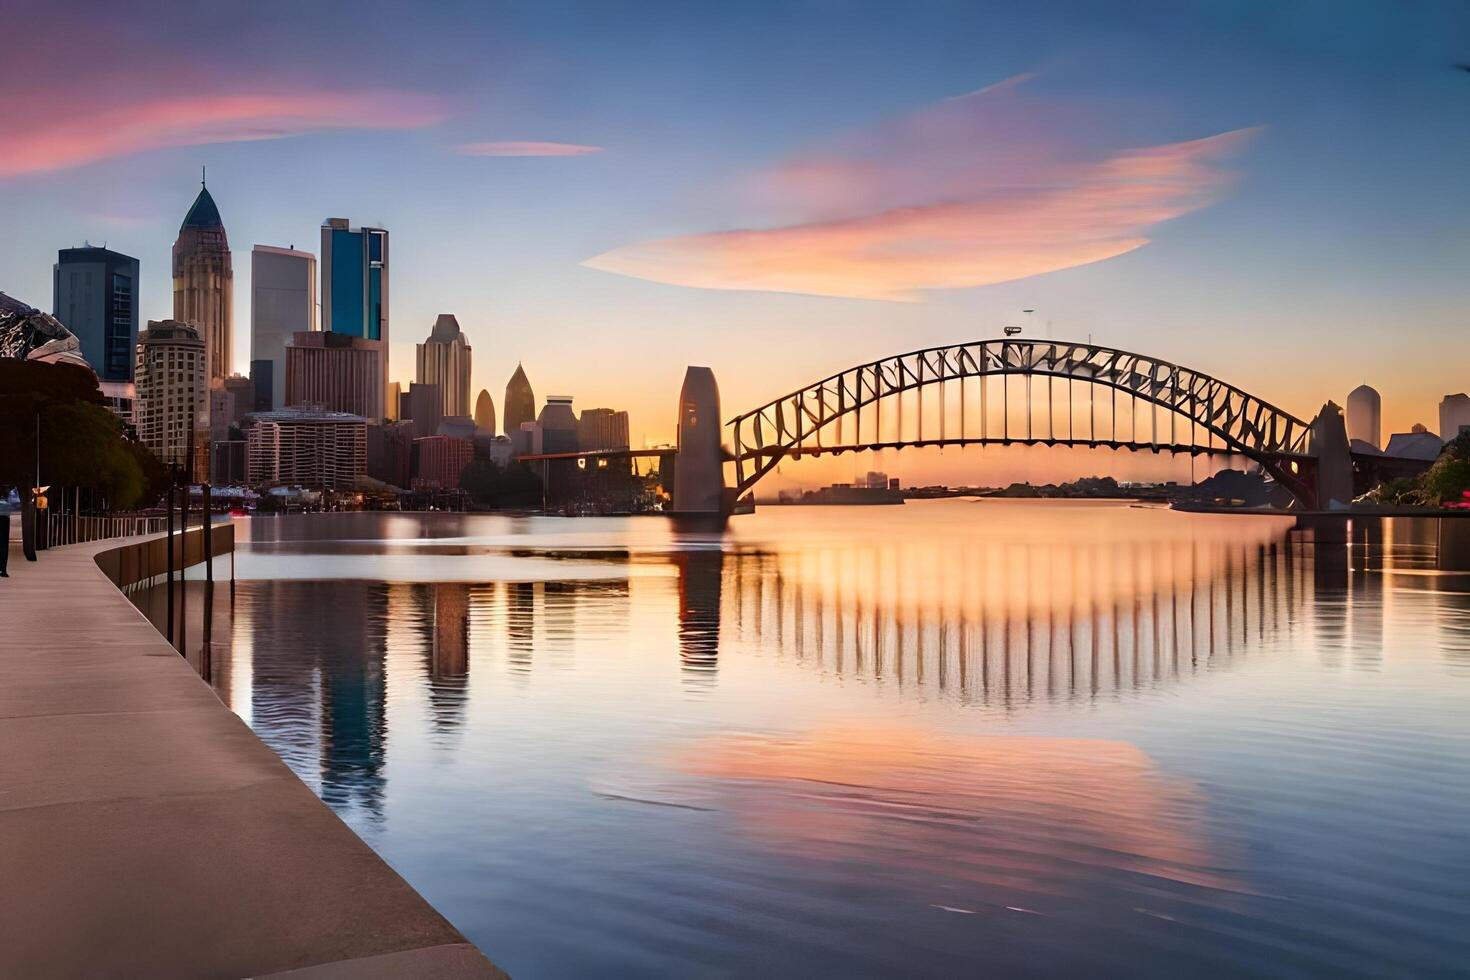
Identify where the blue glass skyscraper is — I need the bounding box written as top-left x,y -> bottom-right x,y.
320,218 -> 389,404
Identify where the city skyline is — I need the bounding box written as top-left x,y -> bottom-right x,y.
3,1 -> 1468,470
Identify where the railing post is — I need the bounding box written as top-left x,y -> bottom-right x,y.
166,470 -> 176,646
203,484 -> 213,584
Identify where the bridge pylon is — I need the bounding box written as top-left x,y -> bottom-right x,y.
1308,401 -> 1354,509
671,366 -> 728,516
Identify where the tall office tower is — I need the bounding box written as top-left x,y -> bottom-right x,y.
386,381 -> 402,422
284,331 -> 385,420
173,177 -> 233,383
135,320 -> 209,480
321,218 -> 389,408
503,363 -> 536,437
1442,393 -> 1470,442
474,389 -> 496,434
577,408 -> 630,450
52,246 -> 139,382
251,245 -> 316,410
1345,385 -> 1382,450
415,314 -> 472,418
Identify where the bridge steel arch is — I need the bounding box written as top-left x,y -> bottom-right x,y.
727,339 -> 1321,505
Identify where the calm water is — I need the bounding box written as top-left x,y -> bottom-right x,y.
134,501 -> 1470,978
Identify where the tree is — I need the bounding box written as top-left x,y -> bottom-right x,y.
0,360 -> 160,510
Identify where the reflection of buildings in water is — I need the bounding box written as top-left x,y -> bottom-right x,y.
424,583 -> 470,736
506,581 -> 537,675
674,727 -> 1235,910
240,580 -> 387,822
316,583 -> 388,821
722,529 -> 1365,704
673,548 -> 724,681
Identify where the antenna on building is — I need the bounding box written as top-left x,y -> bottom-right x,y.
201,166 -> 206,188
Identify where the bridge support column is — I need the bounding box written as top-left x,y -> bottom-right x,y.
1309,401 -> 1354,509
671,366 -> 728,516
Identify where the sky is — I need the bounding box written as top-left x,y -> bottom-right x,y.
2,0 -> 1468,487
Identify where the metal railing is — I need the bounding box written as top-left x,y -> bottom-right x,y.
43,512 -> 171,546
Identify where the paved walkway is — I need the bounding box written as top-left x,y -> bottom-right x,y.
0,536 -> 505,979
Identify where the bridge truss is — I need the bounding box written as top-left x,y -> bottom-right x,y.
728,339 -> 1318,502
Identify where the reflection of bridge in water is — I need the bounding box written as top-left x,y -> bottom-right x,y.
717,528 -> 1355,704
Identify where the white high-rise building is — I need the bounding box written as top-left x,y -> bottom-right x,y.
251,245 -> 317,410
1346,384 -> 1382,451
1441,393 -> 1470,443
135,319 -> 208,480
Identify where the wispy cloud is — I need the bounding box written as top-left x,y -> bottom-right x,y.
0,91 -> 447,178
456,141 -> 603,157
585,76 -> 1256,301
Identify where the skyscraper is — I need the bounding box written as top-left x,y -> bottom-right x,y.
415,314 -> 472,418
1346,384 -> 1382,451
503,363 -> 536,437
284,331 -> 385,420
135,320 -> 208,480
52,246 -> 139,382
321,218 -> 389,408
251,245 -> 316,410
173,177 -> 233,384
474,389 -> 496,434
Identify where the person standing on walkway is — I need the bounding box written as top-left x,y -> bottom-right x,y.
0,488 -> 14,577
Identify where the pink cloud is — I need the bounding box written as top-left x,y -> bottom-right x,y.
0,90 -> 447,178
455,141 -> 603,157
585,76 -> 1257,301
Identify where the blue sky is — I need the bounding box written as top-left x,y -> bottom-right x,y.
2,0 -> 1467,470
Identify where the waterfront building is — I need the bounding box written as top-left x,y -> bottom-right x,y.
386,381 -> 402,422
1385,423 -> 1443,461
173,178 -> 233,383
577,408 -> 630,451
284,331 -> 385,420
246,406 -> 367,488
251,245 -> 316,410
409,382 -> 443,438
52,245 -> 138,382
1346,385 -> 1382,451
1441,393 -> 1470,442
537,396 -> 579,454
415,314 -> 472,419
474,389 -> 496,434
135,319 -> 208,479
503,363 -> 536,437
411,435 -> 474,490
321,218 -> 389,408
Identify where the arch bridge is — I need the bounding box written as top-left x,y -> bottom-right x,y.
671,339 -> 1356,514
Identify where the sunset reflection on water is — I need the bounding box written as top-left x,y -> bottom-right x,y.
132,501 -> 1470,977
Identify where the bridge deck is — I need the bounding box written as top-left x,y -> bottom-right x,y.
735,436 -> 1310,462
0,532 -> 504,978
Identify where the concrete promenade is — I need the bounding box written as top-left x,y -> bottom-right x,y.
0,533 -> 505,979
